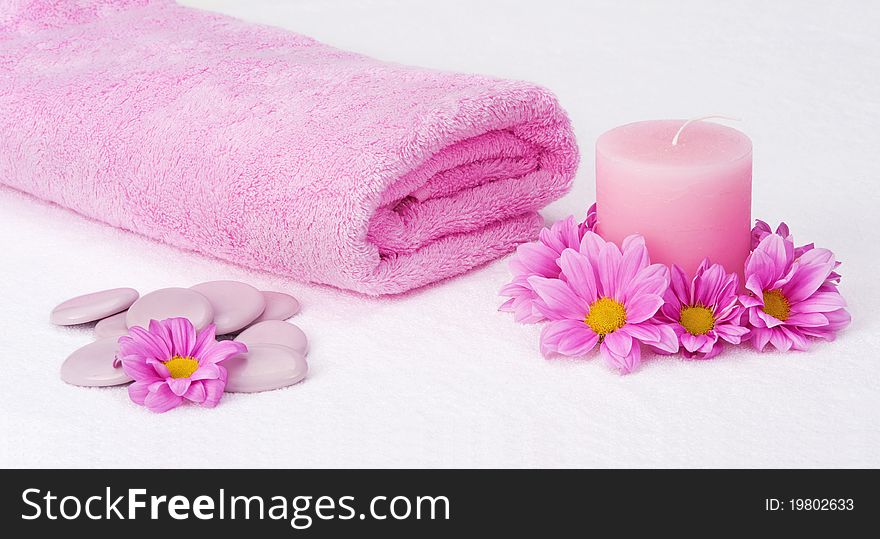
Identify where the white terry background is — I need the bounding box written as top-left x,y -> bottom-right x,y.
1,0 -> 878,468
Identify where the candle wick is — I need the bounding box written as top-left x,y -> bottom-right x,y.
671,115 -> 742,146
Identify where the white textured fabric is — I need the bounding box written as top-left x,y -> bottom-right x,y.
1,0 -> 877,468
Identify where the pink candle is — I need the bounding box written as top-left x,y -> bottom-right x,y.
595,119 -> 752,281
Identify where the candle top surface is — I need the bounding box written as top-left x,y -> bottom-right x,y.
596,119 -> 752,167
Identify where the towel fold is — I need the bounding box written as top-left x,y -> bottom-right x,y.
0,0 -> 578,294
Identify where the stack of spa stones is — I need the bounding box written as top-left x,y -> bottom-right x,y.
51,281 -> 308,393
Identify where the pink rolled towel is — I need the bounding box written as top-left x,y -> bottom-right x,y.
0,0 -> 578,294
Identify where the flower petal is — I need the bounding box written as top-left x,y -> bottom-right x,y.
694,263 -> 726,307
757,234 -> 793,281
147,358 -> 171,378
768,328 -> 793,352
184,380 -> 207,403
714,323 -> 749,344
781,251 -> 835,303
191,362 -> 223,381
149,319 -> 179,360
123,326 -> 170,362
143,383 -> 184,413
202,378 -> 226,408
751,219 -> 772,249
681,332 -> 705,353
621,264 -> 669,303
198,339 -> 248,365
619,235 -> 650,285
127,381 -> 151,405
539,320 -> 599,357
649,323 -> 679,353
621,322 -> 661,343
756,307 -> 786,328
624,293 -> 665,324
668,264 -> 691,305
739,294 -> 763,308
748,307 -> 768,328
697,340 -> 724,360
603,330 -> 633,358
750,327 -> 772,352
167,377 -> 191,397
578,231 -> 606,264
558,248 -> 598,302
539,216 -> 581,254
780,326 -> 810,351
515,242 -> 561,277
167,317 -> 197,357
600,339 -> 641,374
785,312 -> 829,328
121,357 -> 162,382
527,276 -> 588,320
514,300 -> 546,324
824,308 -> 852,332
745,239 -> 791,295
190,324 -> 218,359
790,290 -> 847,314
799,308 -> 850,340
659,301 -> 681,323
621,322 -> 677,353
597,242 -> 623,297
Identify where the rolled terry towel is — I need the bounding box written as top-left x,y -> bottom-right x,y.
0,0 -> 578,295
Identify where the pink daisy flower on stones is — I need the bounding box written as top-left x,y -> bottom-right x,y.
741,234 -> 850,352
655,259 -> 749,360
117,317 -> 247,413
528,233 -> 678,374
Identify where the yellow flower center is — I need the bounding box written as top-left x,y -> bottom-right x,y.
679,305 -> 715,336
762,289 -> 791,321
163,355 -> 200,379
585,297 -> 627,337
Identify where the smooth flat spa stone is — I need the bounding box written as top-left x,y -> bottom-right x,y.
50,287 -> 139,326
224,343 -> 308,393
235,320 -> 309,355
126,287 -> 214,331
251,291 -> 301,323
94,311 -> 130,339
61,337 -> 132,387
190,280 -> 266,334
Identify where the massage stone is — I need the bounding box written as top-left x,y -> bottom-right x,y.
61,337 -> 132,387
126,288 -> 214,331
50,287 -> 139,326
252,291 -> 301,323
94,311 -> 130,339
235,320 -> 309,355
224,343 -> 309,393
190,280 -> 266,334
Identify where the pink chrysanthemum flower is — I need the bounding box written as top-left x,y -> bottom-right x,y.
117,317 -> 247,413
528,232 -> 678,373
751,219 -> 841,283
740,234 -> 850,352
655,259 -> 748,360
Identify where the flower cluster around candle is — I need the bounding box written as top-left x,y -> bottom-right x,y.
499,209 -> 850,374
